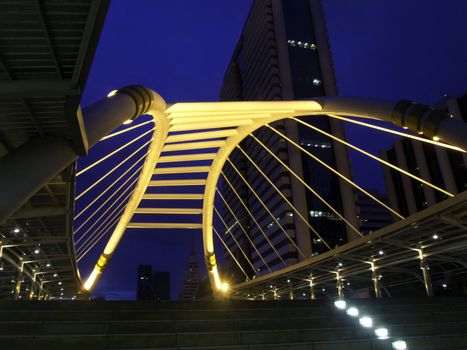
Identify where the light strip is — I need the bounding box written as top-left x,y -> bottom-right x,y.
327,114 -> 465,153
101,121 -> 153,141
213,206 -> 257,273
212,226 -> 250,280
221,171 -> 287,267
268,124 -> 405,219
77,128 -> 154,176
75,140 -> 149,202
293,117 -> 453,198
236,144 -> 335,249
216,188 -> 272,273
76,205 -> 128,261
74,169 -> 142,236
226,158 -> 307,258
249,134 -> 362,240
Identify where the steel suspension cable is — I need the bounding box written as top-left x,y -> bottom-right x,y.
75,188 -> 135,257
74,177 -> 139,251
216,188 -> 272,273
237,142 -> 341,245
76,207 -> 125,259
74,169 -> 142,236
76,205 -> 129,262
74,184 -> 137,253
100,121 -> 153,141
292,117 -> 454,198
75,140 -> 150,202
267,124 -> 405,219
248,134 -> 363,238
226,158 -> 309,258
221,171 -> 287,267
77,128 -> 154,176
212,226 -> 250,281
213,205 -> 257,273
326,114 -> 465,153
74,157 -> 144,222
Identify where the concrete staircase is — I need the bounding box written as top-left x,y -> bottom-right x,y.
0,297 -> 466,349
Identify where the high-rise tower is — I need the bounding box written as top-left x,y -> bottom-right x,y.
219,0 -> 357,279
381,93 -> 467,218
179,240 -> 201,300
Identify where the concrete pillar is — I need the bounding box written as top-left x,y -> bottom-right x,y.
419,246 -> 433,296
14,262 -> 23,300
372,269 -> 382,299
336,271 -> 344,299
0,86 -> 160,224
309,285 -> 316,300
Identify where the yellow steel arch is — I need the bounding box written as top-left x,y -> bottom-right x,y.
83,90 -> 168,291
82,94 -> 462,295
83,99 -> 326,292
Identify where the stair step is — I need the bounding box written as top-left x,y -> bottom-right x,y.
2,298 -> 467,350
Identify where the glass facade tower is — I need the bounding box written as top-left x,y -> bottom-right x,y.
219,0 -> 357,282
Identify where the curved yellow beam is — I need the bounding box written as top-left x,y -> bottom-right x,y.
80,95 -> 456,296
83,91 -> 168,291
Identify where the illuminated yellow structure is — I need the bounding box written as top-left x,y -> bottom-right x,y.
80,87 -> 467,294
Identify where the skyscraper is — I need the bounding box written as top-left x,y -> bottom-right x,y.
153,272 -> 170,301
136,265 -> 153,300
355,190 -> 393,235
381,93 -> 467,217
136,265 -> 170,301
179,243 -> 201,300
219,0 -> 357,280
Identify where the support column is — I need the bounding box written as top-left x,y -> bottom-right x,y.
419,247 -> 433,296
37,287 -> 43,300
14,266 -> 23,300
336,270 -> 344,299
309,275 -> 316,300
28,273 -> 37,300
0,86 -> 159,224
371,262 -> 382,299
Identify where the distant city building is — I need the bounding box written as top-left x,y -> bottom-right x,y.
381,93 -> 467,217
179,243 -> 201,300
136,265 -> 153,300
153,272 -> 170,301
219,0 -> 357,281
136,265 -> 170,300
355,190 -> 393,234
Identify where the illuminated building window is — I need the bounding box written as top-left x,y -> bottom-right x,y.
287,39 -> 316,50
300,140 -> 331,149
225,221 -> 239,235
309,211 -> 341,221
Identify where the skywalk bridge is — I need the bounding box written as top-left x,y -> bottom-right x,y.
0,83 -> 466,301
1,0 -> 467,303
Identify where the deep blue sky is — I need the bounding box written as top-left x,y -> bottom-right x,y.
80,0 -> 467,299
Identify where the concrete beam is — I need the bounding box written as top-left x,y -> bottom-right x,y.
0,80 -> 80,98
11,206 -> 67,219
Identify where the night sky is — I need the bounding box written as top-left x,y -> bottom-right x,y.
78,0 -> 467,300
